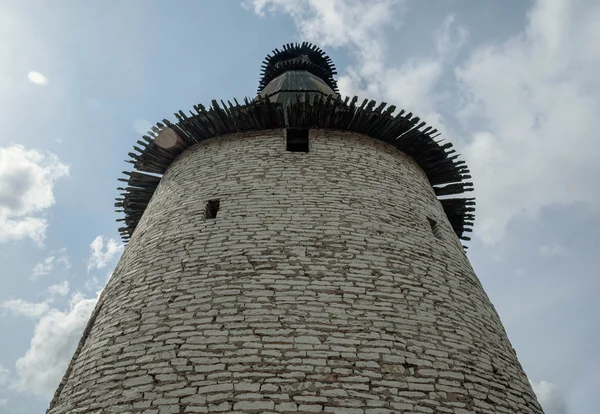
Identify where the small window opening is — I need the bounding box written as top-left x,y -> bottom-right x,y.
286,128 -> 309,152
427,217 -> 442,239
204,199 -> 220,219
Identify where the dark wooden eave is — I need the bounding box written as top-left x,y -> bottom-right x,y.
116,94 -> 475,247
258,70 -> 337,105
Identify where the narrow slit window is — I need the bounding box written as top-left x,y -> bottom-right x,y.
204,199 -> 220,219
286,128 -> 309,152
427,217 -> 442,239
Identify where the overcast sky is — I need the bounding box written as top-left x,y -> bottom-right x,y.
0,1 -> 598,413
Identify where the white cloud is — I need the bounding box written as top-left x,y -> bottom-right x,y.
435,14 -> 468,57
246,0 -> 466,135
339,13 -> 466,121
84,276 -> 101,293
248,0 -> 403,72
531,380 -> 567,414
12,292 -> 98,398
31,248 -> 70,279
0,217 -> 46,246
247,0 -> 403,95
1,299 -> 50,319
47,281 -> 69,297
87,235 -> 124,272
27,71 -> 48,86
32,256 -> 54,279
0,365 -> 8,386
0,369 -> 8,410
457,0 -> 600,243
0,145 -> 69,245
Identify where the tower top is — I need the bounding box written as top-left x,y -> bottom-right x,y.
257,42 -> 339,95
116,43 -> 475,246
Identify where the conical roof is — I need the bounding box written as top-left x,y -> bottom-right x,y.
256,42 -> 339,105
258,70 -> 337,104
257,42 -> 339,95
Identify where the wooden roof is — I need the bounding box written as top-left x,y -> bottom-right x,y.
116,94 -> 475,247
258,70 -> 338,105
258,42 -> 339,95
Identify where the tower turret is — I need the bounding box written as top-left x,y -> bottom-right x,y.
257,42 -> 339,104
47,43 -> 543,414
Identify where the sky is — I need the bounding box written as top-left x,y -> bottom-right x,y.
0,0 -> 598,413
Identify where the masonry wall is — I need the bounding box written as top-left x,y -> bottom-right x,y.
48,129 -> 543,414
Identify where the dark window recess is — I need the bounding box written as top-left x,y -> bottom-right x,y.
286,128 -> 309,152
204,199 -> 220,219
427,217 -> 443,239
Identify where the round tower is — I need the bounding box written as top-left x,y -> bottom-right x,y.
48,43 -> 544,414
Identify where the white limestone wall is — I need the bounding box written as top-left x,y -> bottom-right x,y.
48,129 -> 543,413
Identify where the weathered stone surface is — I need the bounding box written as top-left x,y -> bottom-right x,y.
47,130 -> 543,413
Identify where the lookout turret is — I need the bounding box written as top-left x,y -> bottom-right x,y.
48,43 -> 544,414
257,42 -> 339,104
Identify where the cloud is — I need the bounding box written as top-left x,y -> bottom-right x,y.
2,282 -> 70,321
457,0 -> 600,243
27,71 -> 48,86
32,257 -> 55,279
246,0 -> 466,133
0,365 -> 8,386
1,299 -> 50,319
247,0 -> 403,69
339,13 -> 467,113
47,281 -> 69,297
0,145 -> 69,245
531,380 -> 567,414
87,235 -> 124,272
12,292 -> 98,398
1,273 -> 100,397
246,0 -> 403,95
31,248 -> 70,280
0,366 -> 8,410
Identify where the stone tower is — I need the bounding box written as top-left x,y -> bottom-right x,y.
48,43 -> 544,414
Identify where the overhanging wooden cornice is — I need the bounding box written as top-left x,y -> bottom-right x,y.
116,94 -> 475,247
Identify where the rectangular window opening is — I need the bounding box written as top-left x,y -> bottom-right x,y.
286,128 -> 309,152
205,199 -> 220,220
427,217 -> 443,239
